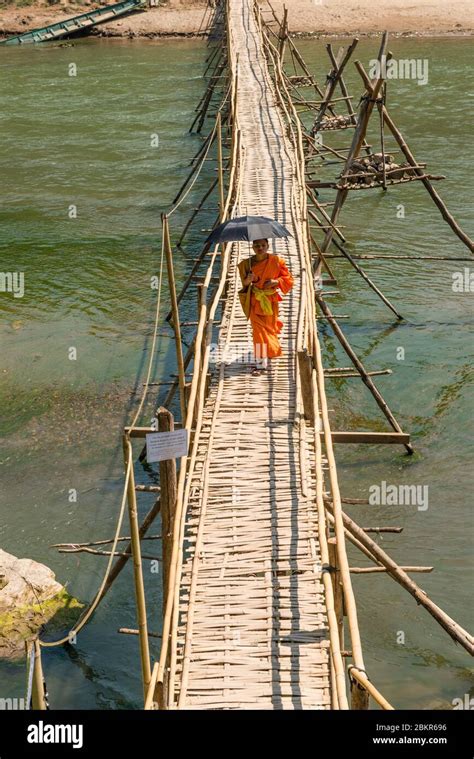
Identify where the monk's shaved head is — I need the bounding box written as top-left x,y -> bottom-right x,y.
252,239 -> 268,252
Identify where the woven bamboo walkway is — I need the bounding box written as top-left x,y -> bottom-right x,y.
172,0 -> 331,710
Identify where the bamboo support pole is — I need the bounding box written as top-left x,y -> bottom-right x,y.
324,500 -> 474,655
278,5 -> 288,61
297,349 -> 315,423
326,43 -> 370,156
216,111 -> 225,219
96,497 -> 161,602
311,331 -> 375,706
158,407 -> 177,607
315,293 -> 413,454
286,35 -> 337,117
173,130 -> 217,205
378,83 -> 387,190
320,37 -> 389,254
310,231 -> 338,282
328,236 -> 404,320
361,527 -> 402,533
328,537 -> 344,646
312,40 -> 358,134
145,663 -> 159,710
325,369 -> 392,378
194,57 -> 228,133
163,214 -> 187,424
350,566 -> 433,574
177,179 -> 218,248
122,435 -> 151,703
165,243 -> 211,322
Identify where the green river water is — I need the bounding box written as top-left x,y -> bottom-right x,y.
0,36 -> 472,710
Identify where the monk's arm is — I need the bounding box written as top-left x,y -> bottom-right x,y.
277,257 -> 294,294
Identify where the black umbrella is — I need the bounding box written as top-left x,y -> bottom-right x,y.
204,215 -> 292,246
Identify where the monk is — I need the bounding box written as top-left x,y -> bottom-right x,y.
238,238 -> 294,373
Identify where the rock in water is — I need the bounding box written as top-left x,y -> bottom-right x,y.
0,549 -> 83,660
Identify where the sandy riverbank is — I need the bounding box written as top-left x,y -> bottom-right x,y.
0,0 -> 473,39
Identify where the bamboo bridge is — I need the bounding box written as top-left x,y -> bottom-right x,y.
170,0 -> 335,710
27,0 -> 473,713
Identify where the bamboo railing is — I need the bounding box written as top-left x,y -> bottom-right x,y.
256,4 -> 392,710
147,2 -> 244,708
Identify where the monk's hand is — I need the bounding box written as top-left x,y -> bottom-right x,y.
243,272 -> 255,286
263,278 -> 279,290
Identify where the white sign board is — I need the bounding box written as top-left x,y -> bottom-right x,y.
145,429 -> 189,463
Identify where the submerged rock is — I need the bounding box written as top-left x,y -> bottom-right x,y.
0,549 -> 83,661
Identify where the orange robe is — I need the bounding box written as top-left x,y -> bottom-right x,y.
238,254 -> 294,359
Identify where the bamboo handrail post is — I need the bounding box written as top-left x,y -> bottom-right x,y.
328,537 -> 344,647
297,349 -> 315,423
163,214 -> 187,424
29,639 -> 47,710
216,111 -> 225,219
122,435 -> 152,703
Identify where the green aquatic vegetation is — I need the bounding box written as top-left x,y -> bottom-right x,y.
0,589 -> 84,660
